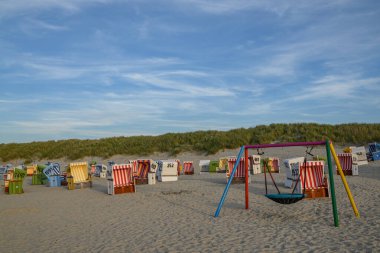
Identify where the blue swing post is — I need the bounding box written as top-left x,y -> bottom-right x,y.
214,146 -> 244,217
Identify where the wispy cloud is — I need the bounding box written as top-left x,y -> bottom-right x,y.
27,19 -> 68,31
286,75 -> 380,101
0,0 -> 111,19
173,0 -> 356,15
124,72 -> 232,97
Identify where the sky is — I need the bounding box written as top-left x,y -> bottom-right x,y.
1,0 -> 380,143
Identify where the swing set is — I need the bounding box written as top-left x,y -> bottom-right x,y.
262,146 -> 315,204
214,140 -> 360,227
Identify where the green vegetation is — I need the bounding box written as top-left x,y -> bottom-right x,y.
37,164 -> 47,173
14,168 -> 26,179
0,123 -> 379,162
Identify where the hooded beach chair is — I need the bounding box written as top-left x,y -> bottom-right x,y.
3,168 -> 14,193
296,161 -> 329,198
283,157 -> 305,188
92,164 -> 107,178
43,163 -> 61,187
156,160 -> 179,182
183,161 -> 194,175
368,142 -> 380,161
133,159 -> 151,184
107,164 -> 135,195
226,157 -> 250,184
216,157 -> 228,173
67,162 -> 92,190
209,160 -> 219,173
264,157 -> 280,173
251,155 -> 261,174
337,153 -> 358,176
348,146 -> 368,165
199,160 -> 210,174
26,165 -> 37,176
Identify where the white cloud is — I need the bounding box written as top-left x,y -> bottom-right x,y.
172,0 -> 355,15
0,0 -> 112,19
291,75 -> 380,101
23,62 -> 86,79
124,72 -> 232,97
28,19 -> 68,31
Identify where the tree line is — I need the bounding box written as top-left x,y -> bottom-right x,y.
1,123 -> 379,162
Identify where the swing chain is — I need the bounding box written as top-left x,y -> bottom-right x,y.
257,148 -> 264,155
305,146 -> 314,158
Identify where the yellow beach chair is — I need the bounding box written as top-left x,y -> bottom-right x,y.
67,162 -> 92,190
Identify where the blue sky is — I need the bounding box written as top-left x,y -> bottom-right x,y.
1,0 -> 379,143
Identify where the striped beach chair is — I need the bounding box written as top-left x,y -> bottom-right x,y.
337,153 -> 358,176
183,161 -> 194,175
43,163 -> 61,187
67,162 -> 92,190
297,161 -> 329,198
108,164 -> 135,195
226,157 -> 249,184
133,160 -> 151,184
368,142 -> 380,161
217,157 -> 228,173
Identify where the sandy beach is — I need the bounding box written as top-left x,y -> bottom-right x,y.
1,146 -> 380,252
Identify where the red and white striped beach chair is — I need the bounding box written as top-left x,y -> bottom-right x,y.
337,153 -> 358,176
183,161 -> 194,175
108,164 -> 135,195
298,161 -> 329,198
226,157 -> 249,184
133,160 -> 151,184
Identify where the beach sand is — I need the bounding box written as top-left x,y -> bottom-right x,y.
1,146 -> 380,252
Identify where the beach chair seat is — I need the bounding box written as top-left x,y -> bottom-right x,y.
132,160 -> 151,184
226,157 -> 250,184
283,157 -> 305,188
337,153 -> 358,176
209,160 -> 219,173
183,161 -> 194,175
26,165 -> 37,176
157,160 -> 178,182
67,162 -> 92,190
199,160 -> 210,174
251,155 -> 261,174
43,163 -> 61,187
298,161 -> 329,198
368,142 -> 380,161
216,157 -> 228,173
108,164 -> 135,195
264,157 -> 280,173
349,146 -> 368,165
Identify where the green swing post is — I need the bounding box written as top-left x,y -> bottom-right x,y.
326,140 -> 339,227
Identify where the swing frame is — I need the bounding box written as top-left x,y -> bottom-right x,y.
214,140 -> 360,227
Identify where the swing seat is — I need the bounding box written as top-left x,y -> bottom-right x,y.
265,193 -> 305,204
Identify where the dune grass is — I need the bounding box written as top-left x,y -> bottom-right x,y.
1,123 -> 379,162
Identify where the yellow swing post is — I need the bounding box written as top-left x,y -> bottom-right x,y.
329,142 -> 360,218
